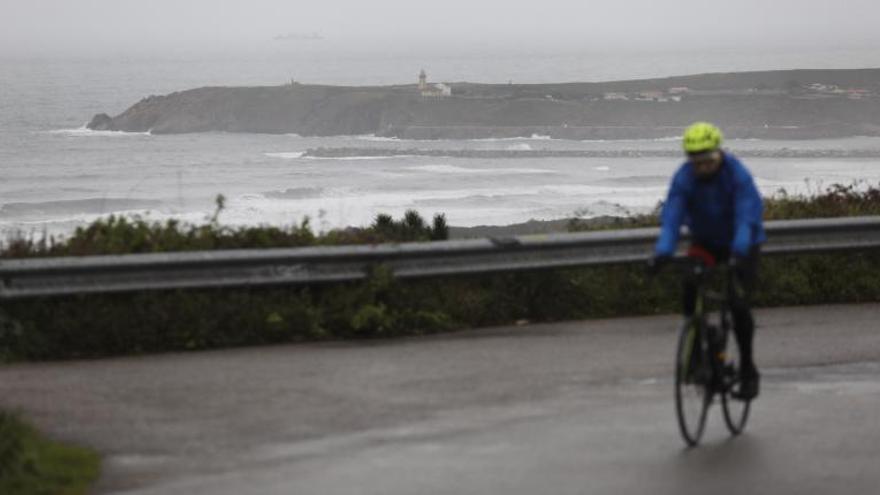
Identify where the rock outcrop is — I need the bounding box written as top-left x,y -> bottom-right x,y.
87,113 -> 113,131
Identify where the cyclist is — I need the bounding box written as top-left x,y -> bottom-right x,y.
651,122 -> 765,400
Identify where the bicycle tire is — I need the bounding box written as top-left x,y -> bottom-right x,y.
674,320 -> 710,446
720,325 -> 752,435
722,390 -> 751,435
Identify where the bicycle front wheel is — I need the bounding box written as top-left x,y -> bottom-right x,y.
675,320 -> 710,447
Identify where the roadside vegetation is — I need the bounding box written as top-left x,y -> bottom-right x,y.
0,185 -> 879,361
0,412 -> 99,495
1,195 -> 449,258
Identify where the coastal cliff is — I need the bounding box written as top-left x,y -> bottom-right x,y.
88,68 -> 880,139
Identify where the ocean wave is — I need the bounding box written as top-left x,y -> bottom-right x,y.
0,198 -> 163,219
302,155 -> 417,161
0,183 -> 666,237
466,134 -> 555,142
753,177 -> 819,194
466,137 -> 528,142
578,136 -> 681,143
248,183 -> 664,209
264,151 -> 306,159
262,187 -> 325,199
353,134 -> 402,142
541,184 -> 667,199
218,186 -> 663,229
595,175 -> 670,186
406,165 -> 554,175
47,126 -> 153,137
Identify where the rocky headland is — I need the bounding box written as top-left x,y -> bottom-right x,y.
88,68 -> 880,140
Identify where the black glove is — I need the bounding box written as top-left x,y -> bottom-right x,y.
646,255 -> 671,275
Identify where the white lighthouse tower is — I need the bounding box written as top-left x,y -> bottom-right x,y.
418,69 -> 428,91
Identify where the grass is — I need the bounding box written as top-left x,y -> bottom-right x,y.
0,412 -> 100,495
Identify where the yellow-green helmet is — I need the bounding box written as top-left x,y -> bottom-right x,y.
682,122 -> 723,154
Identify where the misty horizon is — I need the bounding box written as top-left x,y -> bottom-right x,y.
3,0 -> 880,58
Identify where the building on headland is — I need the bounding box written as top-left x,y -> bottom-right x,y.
807,83 -> 843,93
605,89 -> 684,102
847,89 -> 871,99
418,69 -> 452,97
799,82 -> 871,99
636,91 -> 669,102
603,92 -> 629,101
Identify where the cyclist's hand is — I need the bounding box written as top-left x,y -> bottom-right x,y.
646,255 -> 671,275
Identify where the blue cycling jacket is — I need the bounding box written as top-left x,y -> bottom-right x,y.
654,152 -> 766,258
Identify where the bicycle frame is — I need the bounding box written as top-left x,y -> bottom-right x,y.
684,260 -> 739,394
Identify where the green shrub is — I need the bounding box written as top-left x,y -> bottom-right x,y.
1,203 -> 447,258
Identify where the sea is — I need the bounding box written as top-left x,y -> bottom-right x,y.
3,46 -> 880,240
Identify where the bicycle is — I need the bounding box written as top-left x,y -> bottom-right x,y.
667,257 -> 752,447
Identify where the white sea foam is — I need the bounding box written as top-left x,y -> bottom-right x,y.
466,134 -> 555,142
506,143 -> 533,151
47,126 -> 152,137
7,128 -> 880,238
353,134 -> 401,142
302,155 -> 416,161
579,136 -> 680,143
407,165 -> 554,175
215,185 -> 657,229
466,136 -> 530,142
243,182 -> 662,227
264,151 -> 306,159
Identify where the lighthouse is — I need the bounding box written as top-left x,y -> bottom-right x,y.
417,69 -> 451,97
418,69 -> 428,91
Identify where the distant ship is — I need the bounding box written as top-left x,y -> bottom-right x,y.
273,32 -> 324,42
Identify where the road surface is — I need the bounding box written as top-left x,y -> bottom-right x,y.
1,304 -> 879,494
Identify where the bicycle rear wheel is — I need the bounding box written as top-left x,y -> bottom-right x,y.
674,320 -> 710,446
721,326 -> 751,435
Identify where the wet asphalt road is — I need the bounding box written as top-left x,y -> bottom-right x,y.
1,304 -> 879,494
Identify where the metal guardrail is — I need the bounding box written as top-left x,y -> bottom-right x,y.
1,216 -> 879,299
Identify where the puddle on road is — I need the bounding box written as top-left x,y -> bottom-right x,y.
792,381 -> 880,394
610,361 -> 880,397
766,361 -> 880,395
106,453 -> 176,469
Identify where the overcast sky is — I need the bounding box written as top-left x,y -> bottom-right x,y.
3,0 -> 880,56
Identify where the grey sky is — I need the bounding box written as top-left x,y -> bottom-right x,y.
2,0 -> 879,56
